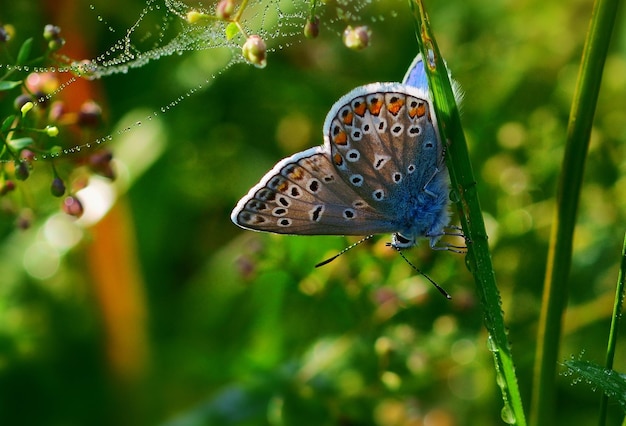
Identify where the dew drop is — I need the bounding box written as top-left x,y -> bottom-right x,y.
500,404 -> 516,425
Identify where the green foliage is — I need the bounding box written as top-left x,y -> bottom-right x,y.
0,0 -> 625,425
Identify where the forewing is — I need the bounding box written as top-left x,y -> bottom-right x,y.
324,83 -> 444,208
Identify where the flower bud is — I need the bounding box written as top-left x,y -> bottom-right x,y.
342,25 -> 371,50
216,0 -> 236,20
43,24 -> 62,41
50,177 -> 66,197
88,149 -> 115,180
49,101 -> 65,122
186,10 -> 210,24
20,149 -> 35,162
242,35 -> 267,68
0,25 -> 10,43
62,195 -> 84,218
14,161 -> 29,181
45,125 -> 59,137
48,38 -> 66,51
20,101 -> 34,117
14,94 -> 33,112
0,180 -> 15,196
303,16 -> 320,39
16,209 -> 33,230
77,100 -> 102,128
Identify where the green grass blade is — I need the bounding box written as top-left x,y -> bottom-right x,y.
408,1 -> 527,424
599,233 -> 626,425
530,0 -> 622,424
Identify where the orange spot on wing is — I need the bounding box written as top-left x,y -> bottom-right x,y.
368,97 -> 383,116
342,111 -> 354,125
333,130 -> 348,145
277,181 -> 289,192
409,102 -> 427,119
289,167 -> 304,180
333,153 -> 343,166
353,101 -> 367,117
387,97 -> 405,115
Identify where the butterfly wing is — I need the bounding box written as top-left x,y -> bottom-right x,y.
402,54 -> 429,91
231,147 -> 398,235
324,83 -> 450,244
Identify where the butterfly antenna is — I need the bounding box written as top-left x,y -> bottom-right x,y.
315,235 -> 375,268
387,244 -> 452,299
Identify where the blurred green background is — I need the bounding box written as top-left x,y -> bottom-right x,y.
0,0 -> 625,425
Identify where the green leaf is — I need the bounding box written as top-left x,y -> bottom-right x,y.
564,359 -> 626,411
0,81 -> 22,91
225,22 -> 239,40
17,38 -> 33,65
8,137 -> 34,150
1,115 -> 15,133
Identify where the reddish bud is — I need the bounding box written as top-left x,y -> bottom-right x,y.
77,100 -> 102,128
303,16 -> 320,39
49,101 -> 65,122
0,180 -> 16,196
88,149 -> 115,180
20,149 -> 35,162
62,195 -> 84,218
216,0 -> 236,20
242,35 -> 267,68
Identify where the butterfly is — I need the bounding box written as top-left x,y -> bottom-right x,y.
231,54 -> 458,270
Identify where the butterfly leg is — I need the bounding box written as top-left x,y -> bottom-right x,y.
427,226 -> 468,253
423,167 -> 442,197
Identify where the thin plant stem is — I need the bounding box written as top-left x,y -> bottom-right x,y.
598,233 -> 626,426
408,1 -> 527,424
530,0 -> 621,424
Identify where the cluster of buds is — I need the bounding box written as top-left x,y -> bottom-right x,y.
0,24 -> 12,43
0,24 -> 114,225
43,24 -> 65,51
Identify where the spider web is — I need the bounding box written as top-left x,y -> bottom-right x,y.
1,0 -> 403,160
